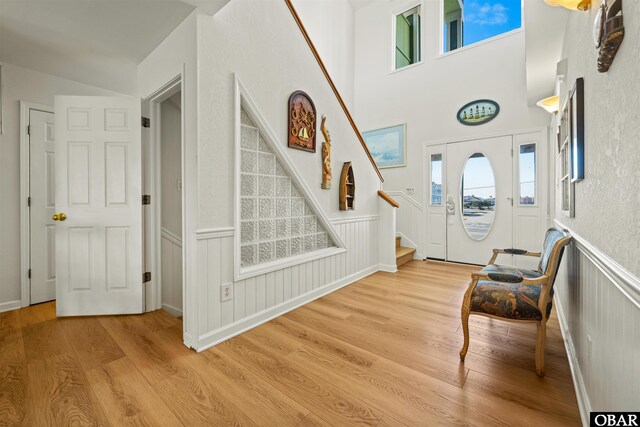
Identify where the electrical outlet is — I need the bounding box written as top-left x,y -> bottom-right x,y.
221,283 -> 233,302
406,187 -> 415,195
177,179 -> 183,191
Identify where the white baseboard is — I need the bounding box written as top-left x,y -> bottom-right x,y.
554,294 -> 590,427
195,264 -> 380,352
161,303 -> 183,318
0,300 -> 22,313
379,264 -> 398,273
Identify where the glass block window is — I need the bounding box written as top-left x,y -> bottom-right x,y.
240,108 -> 334,268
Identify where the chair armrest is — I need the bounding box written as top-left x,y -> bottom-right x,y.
488,248 -> 542,264
472,269 -> 549,286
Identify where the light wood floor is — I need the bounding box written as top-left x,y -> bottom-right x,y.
0,261 -> 580,426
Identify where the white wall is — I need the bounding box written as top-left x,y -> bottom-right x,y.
192,0 -> 384,350
552,2 -> 640,421
353,1 -> 548,200
554,2 -> 640,278
161,97 -> 183,238
0,63 -> 123,310
160,96 -> 183,316
293,0 -> 356,109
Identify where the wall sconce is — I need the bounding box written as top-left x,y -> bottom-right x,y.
536,95 -> 560,114
544,0 -> 591,11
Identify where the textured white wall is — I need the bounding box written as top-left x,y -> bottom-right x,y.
293,0 -> 355,109
353,1 -> 548,201
0,63 -> 122,308
161,98 -> 183,238
196,1 -> 381,229
555,2 -> 640,277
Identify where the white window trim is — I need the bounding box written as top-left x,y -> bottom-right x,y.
437,0 -> 525,58
390,0 -> 424,73
517,141 -> 538,207
429,153 -> 443,207
233,75 -> 346,282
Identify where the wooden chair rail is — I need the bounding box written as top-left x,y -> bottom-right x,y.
378,190 -> 399,208
284,0 -> 384,183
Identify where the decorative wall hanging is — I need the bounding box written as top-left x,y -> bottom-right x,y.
288,91 -> 316,152
596,0 -> 624,73
569,78 -> 585,182
457,99 -> 500,126
362,124 -> 406,169
320,115 -> 332,189
339,162 -> 355,211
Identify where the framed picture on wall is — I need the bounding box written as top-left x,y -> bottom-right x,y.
569,77 -> 585,182
362,124 -> 406,169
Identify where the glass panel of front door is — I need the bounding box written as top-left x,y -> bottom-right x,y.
461,153 -> 496,241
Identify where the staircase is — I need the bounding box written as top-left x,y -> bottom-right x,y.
396,236 -> 416,268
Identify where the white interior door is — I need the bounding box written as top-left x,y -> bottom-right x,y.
54,96 -> 143,316
446,136 -> 513,265
30,109 -> 57,304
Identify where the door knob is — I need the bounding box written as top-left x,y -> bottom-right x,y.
52,213 -> 67,221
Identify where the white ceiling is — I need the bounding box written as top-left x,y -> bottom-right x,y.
0,0 -> 196,94
524,1 -> 570,105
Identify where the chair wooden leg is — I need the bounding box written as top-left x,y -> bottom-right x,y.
460,305 -> 470,362
459,280 -> 476,362
535,321 -> 547,377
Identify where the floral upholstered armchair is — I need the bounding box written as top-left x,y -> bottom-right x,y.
459,228 -> 571,376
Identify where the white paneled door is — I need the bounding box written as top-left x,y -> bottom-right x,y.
446,136 -> 513,265
30,110 -> 57,304
54,96 -> 143,316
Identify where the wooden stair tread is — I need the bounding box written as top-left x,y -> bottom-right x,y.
396,247 -> 416,258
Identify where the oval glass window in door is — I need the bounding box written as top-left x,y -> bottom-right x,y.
460,153 -> 496,241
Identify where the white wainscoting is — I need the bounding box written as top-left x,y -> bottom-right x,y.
161,228 -> 183,317
553,221 -> 640,425
386,191 -> 423,259
195,215 -> 380,351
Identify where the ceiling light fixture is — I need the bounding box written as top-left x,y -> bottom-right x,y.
536,95 -> 560,114
543,0 -> 591,11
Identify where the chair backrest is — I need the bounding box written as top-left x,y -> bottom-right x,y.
537,227 -> 572,288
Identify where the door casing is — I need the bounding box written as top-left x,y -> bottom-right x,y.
144,74 -> 185,314
19,101 -> 55,308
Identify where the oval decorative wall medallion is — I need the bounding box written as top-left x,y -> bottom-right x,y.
457,99 -> 500,126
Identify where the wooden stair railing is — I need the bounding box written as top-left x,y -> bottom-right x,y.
378,190 -> 399,208
284,0 -> 384,183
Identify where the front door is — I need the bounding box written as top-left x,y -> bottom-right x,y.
54,96 -> 144,316
445,136 -> 513,265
